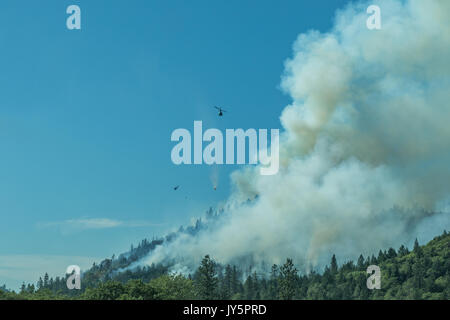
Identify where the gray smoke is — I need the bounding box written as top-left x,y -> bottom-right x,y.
143,0 -> 450,273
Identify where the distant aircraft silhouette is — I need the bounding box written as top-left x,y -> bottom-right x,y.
214,106 -> 227,117
173,185 -> 180,191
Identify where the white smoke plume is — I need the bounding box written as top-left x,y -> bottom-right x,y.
145,0 -> 450,273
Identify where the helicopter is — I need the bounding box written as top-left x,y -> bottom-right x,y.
173,185 -> 180,191
214,106 -> 227,117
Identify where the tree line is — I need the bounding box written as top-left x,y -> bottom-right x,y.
1,230 -> 448,300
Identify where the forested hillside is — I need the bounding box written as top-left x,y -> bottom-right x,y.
1,230 -> 448,300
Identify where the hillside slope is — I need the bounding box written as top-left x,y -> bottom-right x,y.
1,230 -> 448,300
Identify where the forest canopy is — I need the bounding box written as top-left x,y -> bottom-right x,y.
1,231 -> 448,300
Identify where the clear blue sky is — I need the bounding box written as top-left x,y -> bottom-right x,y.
0,0 -> 349,289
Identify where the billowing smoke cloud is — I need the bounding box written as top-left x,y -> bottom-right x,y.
144,0 -> 450,273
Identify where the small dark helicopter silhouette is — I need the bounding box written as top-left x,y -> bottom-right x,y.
173,185 -> 180,191
214,106 -> 227,117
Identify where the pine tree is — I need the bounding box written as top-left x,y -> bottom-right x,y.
196,255 -> 218,300
414,238 -> 420,251
37,277 -> 43,290
377,250 -> 385,262
387,248 -> 397,259
278,258 -> 298,300
330,254 -> 338,274
357,255 -> 365,269
221,264 -> 232,299
244,275 -> 254,299
43,273 -> 49,288
252,272 -> 260,300
230,266 -> 240,295
414,238 -> 422,257
269,264 -> 279,299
